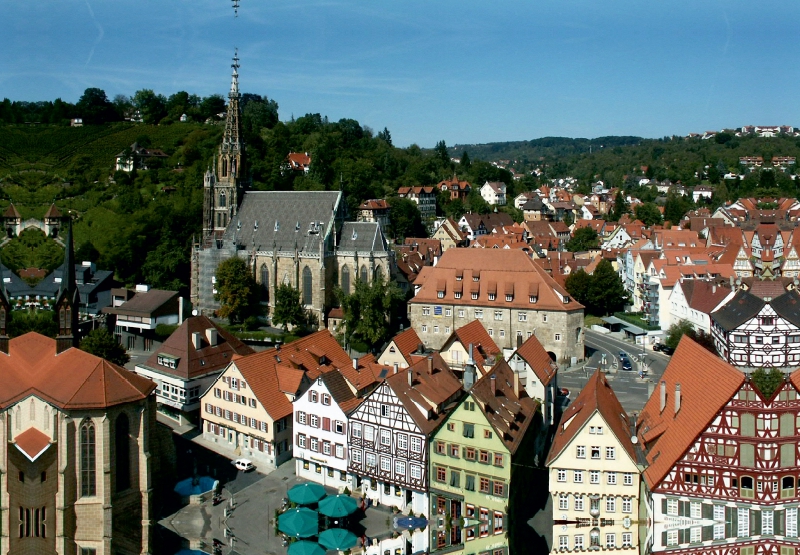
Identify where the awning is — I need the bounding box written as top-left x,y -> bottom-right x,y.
601,316 -> 647,336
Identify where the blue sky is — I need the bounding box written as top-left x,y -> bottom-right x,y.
2,0 -> 799,147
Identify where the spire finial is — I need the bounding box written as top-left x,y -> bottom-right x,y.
230,48 -> 240,98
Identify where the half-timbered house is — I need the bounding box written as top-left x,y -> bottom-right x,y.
710,288 -> 800,368
347,354 -> 462,517
637,337 -> 800,553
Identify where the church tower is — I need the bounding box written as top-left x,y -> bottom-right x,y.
54,219 -> 80,354
203,50 -> 245,237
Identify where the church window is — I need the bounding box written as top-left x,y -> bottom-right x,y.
222,158 -> 228,178
341,266 -> 351,295
302,266 -> 313,306
59,308 -> 66,330
360,266 -> 368,283
80,421 -> 96,497
116,413 -> 131,492
374,266 -> 383,283
219,192 -> 226,208
260,264 -> 269,301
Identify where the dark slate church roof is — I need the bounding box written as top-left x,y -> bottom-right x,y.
337,222 -> 388,254
223,191 -> 342,252
771,290 -> 800,328
711,290 -> 765,331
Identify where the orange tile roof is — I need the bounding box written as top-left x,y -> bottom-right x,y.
636,337 -> 744,489
14,427 -> 52,461
410,249 -> 583,312
140,316 -> 254,380
450,320 -> 500,369
547,369 -> 635,466
0,333 -> 155,410
513,334 -> 556,385
387,328 -> 424,366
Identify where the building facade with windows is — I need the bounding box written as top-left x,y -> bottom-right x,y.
637,337 -> 800,554
429,360 -> 539,554
347,354 -> 462,519
408,249 -> 584,364
711,289 -> 800,368
547,369 -> 641,553
293,370 -> 362,488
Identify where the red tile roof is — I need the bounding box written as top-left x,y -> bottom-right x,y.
547,369 -> 635,466
386,328 -> 424,366
449,320 -> 500,369
0,333 -> 155,410
636,337 -> 744,489
14,427 -> 52,461
513,334 -> 556,386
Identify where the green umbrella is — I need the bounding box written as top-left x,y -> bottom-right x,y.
288,482 -> 327,505
318,494 -> 359,518
318,528 -> 358,551
278,508 -> 319,538
287,541 -> 326,555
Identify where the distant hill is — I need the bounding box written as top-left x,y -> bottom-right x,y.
450,136 -> 644,164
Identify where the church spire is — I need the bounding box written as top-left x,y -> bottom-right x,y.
55,218 -> 80,354
221,49 -> 242,157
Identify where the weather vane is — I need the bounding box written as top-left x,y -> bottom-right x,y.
232,0 -> 239,16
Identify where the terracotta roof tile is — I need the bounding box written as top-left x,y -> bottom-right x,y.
636,337 -> 744,489
14,427 -> 52,461
386,328 -> 424,365
513,334 -> 556,385
547,369 -> 635,466
449,320 -> 500,369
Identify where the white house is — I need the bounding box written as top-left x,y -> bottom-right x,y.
293,370 -> 362,489
480,181 -> 507,206
508,334 -> 558,426
668,280 -> 735,335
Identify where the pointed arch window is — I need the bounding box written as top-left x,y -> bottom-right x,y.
80,421 -> 96,497
0,307 -> 6,332
222,158 -> 228,178
65,308 -> 71,333
219,192 -> 226,208
59,308 -> 66,330
260,264 -> 269,301
302,267 -> 313,306
116,413 -> 131,492
341,266 -> 350,295
360,266 -> 368,283
374,266 -> 383,283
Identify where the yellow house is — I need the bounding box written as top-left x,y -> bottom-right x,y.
546,370 -> 641,553
377,327 -> 423,369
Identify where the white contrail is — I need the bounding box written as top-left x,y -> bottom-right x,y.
84,0 -> 105,67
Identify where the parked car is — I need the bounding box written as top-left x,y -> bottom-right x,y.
653,343 -> 675,355
233,458 -> 255,472
618,351 -> 629,361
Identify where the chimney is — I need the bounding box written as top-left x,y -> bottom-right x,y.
675,383 -> 682,414
513,374 -> 519,399
490,374 -> 497,396
407,369 -> 413,387
192,332 -> 202,350
417,343 -> 425,354
427,355 -> 433,375
179,296 -> 184,325
659,381 -> 666,413
352,358 -> 358,370
205,327 -> 218,347
467,343 -> 475,366
393,362 -> 398,375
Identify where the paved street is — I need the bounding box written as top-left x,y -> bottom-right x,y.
559,329 -> 674,414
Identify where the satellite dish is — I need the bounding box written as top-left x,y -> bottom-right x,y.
631,436 -> 639,444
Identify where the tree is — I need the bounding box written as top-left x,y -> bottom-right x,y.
272,284 -> 307,331
76,88 -> 117,124
214,257 -> 259,324
460,150 -> 471,169
388,197 -> 426,239
664,319 -> 716,353
634,202 -> 663,226
751,367 -> 785,398
585,260 -> 628,316
566,227 -> 599,252
80,328 -> 130,366
337,278 -> 404,350
377,127 -> 392,146
609,190 -> 629,221
564,270 -> 592,306
663,192 -> 691,225
434,140 -> 449,164
132,89 -> 167,124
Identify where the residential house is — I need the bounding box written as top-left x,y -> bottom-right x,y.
103,286 -> 182,352
514,192 -> 538,210
710,287 -> 800,368
522,197 -> 552,222
508,334 -> 558,425
408,249 -> 585,363
429,360 -> 539,554
547,369 -> 640,553
480,181 -> 507,206
284,152 -> 311,173
668,279 -> 735,335
692,185 -> 714,203
437,175 -> 471,200
358,199 -> 391,234
378,327 -> 424,369
432,218 -> 467,251
347,354 -> 462,519
132,315 -> 253,425
398,186 -> 437,220
438,320 -> 501,380
114,142 -> 169,172
636,337 -> 800,554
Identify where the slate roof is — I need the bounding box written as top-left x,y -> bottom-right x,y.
771,290 -> 800,328
0,333 -> 156,410
337,222 -> 388,254
636,337 -> 744,489
470,359 -> 538,455
547,368 -> 635,466
104,289 -> 177,317
710,290 -> 765,331
138,316 -> 254,380
3,204 -> 21,219
222,191 -> 342,252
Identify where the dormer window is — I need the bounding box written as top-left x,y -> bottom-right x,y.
473,276 -> 479,282
488,294 -> 496,301
438,291 -> 445,299
157,354 -> 179,369
530,296 -> 538,303
506,294 -> 513,302
472,292 -> 478,300
454,292 -> 462,299
456,275 -> 462,281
